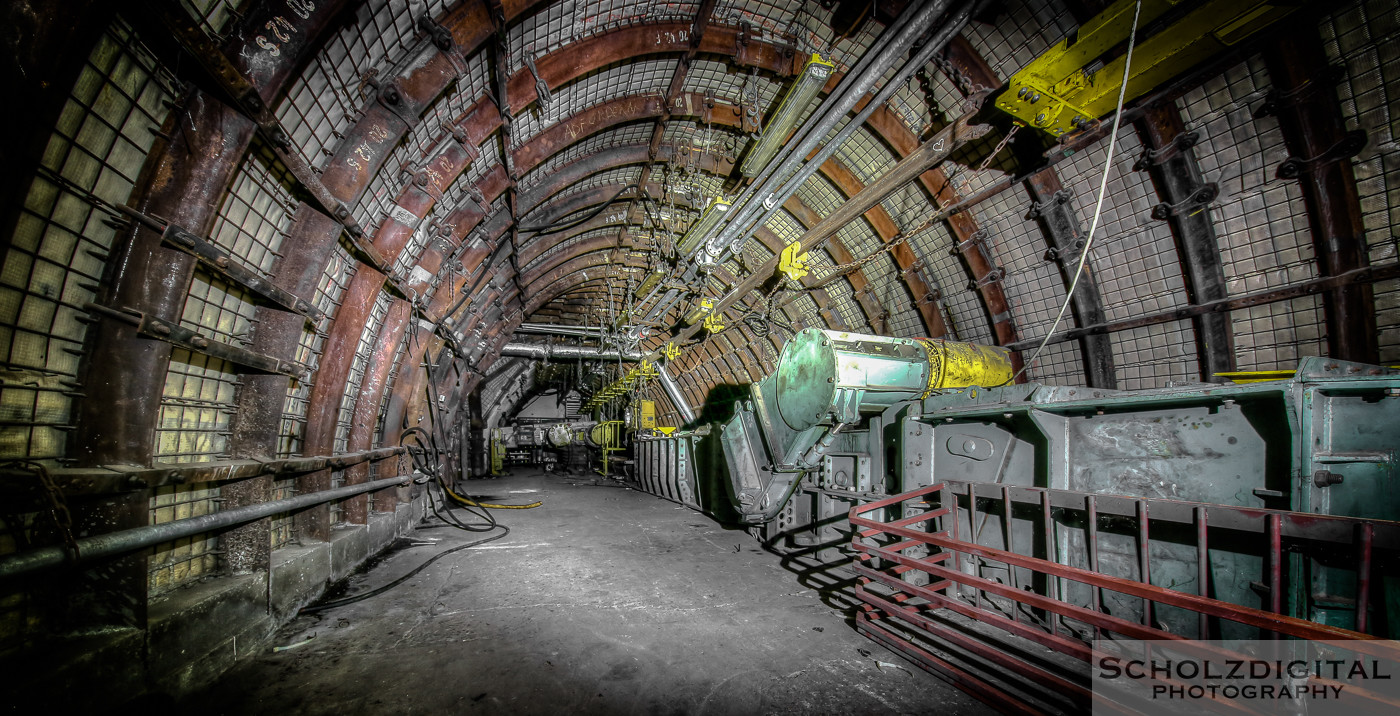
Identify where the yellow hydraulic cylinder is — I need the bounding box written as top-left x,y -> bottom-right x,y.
915,338 -> 1015,393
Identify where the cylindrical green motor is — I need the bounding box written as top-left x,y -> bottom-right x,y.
774,329 -> 1013,431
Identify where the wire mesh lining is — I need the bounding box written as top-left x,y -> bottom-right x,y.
1230,295 -> 1328,370
177,0 -> 242,40
510,59 -> 675,152
1321,0 -> 1400,363
208,144 -> 297,276
978,188 -> 1077,338
960,0 -> 1078,83
1024,337 -> 1087,386
148,482 -> 221,596
887,64 -> 964,139
0,18 -> 176,462
1178,56 -> 1326,370
1058,125 -> 1190,326
518,125 -> 656,191
279,243 -> 357,458
901,221 -> 992,345
1110,320 -> 1202,390
275,0 -> 455,169
329,291 -> 393,524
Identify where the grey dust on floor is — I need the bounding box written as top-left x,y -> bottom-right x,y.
179,470 -> 982,715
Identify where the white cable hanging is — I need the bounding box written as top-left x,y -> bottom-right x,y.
1010,0 -> 1144,384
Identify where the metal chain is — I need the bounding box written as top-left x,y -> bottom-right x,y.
4,460 -> 81,559
977,124 -> 1021,173
931,54 -> 986,97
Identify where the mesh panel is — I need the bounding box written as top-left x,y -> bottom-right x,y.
0,18 -> 176,462
1024,339 -> 1086,386
979,187 -> 1077,339
1320,0 -> 1400,362
1178,56 -> 1325,369
907,222 -> 993,344
209,144 -> 297,275
1231,296 -> 1328,370
178,0 -> 242,40
510,59 -> 675,151
1111,320 -> 1202,390
276,0 -> 453,168
1058,126 -> 1190,326
519,124 -> 656,190
148,482 -> 221,595
961,0 -> 1077,83
279,244 -> 357,458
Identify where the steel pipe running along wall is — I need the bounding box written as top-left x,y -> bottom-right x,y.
657,364 -> 696,424
0,474 -> 416,580
498,343 -> 644,361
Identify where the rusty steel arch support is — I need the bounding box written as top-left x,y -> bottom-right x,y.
1262,24 -> 1378,364
1135,105 -> 1236,380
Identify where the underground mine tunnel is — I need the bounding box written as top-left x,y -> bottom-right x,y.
2,0 -> 1399,713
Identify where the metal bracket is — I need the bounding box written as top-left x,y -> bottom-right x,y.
417,14 -> 454,53
1252,66 -> 1346,119
952,228 -> 991,255
1150,181 -> 1219,220
968,267 -> 1005,291
524,56 -> 553,111
84,303 -> 308,379
413,168 -> 445,202
1025,188 -> 1073,220
1133,130 -> 1199,171
449,126 -> 480,165
1276,129 -> 1368,180
1043,238 -> 1085,264
119,206 -> 323,323
376,79 -> 419,127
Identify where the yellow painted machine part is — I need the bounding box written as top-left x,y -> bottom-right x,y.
995,0 -> 1296,137
489,428 -> 505,476
592,420 -> 625,476
1214,370 -> 1297,384
778,241 -> 811,281
915,339 -> 1015,394
633,400 -> 656,430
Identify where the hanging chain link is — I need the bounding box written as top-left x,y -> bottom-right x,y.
4,460 -> 81,559
977,123 -> 1021,173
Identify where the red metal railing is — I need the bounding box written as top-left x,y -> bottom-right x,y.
849,482 -> 1400,714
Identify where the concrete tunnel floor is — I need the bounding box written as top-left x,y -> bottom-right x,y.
179,469 -> 983,715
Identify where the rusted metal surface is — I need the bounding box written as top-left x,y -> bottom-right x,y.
1262,26 -> 1377,364
0,448 -> 405,498
342,300 -> 413,522
1135,104 -> 1235,380
1023,168 -> 1117,388
115,208 -> 323,322
84,302 -> 307,378
77,91 -> 254,466
222,0 -> 353,103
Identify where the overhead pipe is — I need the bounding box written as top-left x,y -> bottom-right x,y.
515,322 -> 606,338
703,0 -> 965,257
709,0 -> 982,258
0,474 -> 417,580
657,364 -> 696,424
499,343 -> 644,361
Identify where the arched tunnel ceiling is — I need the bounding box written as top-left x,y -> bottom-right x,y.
3,0 -> 1397,459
